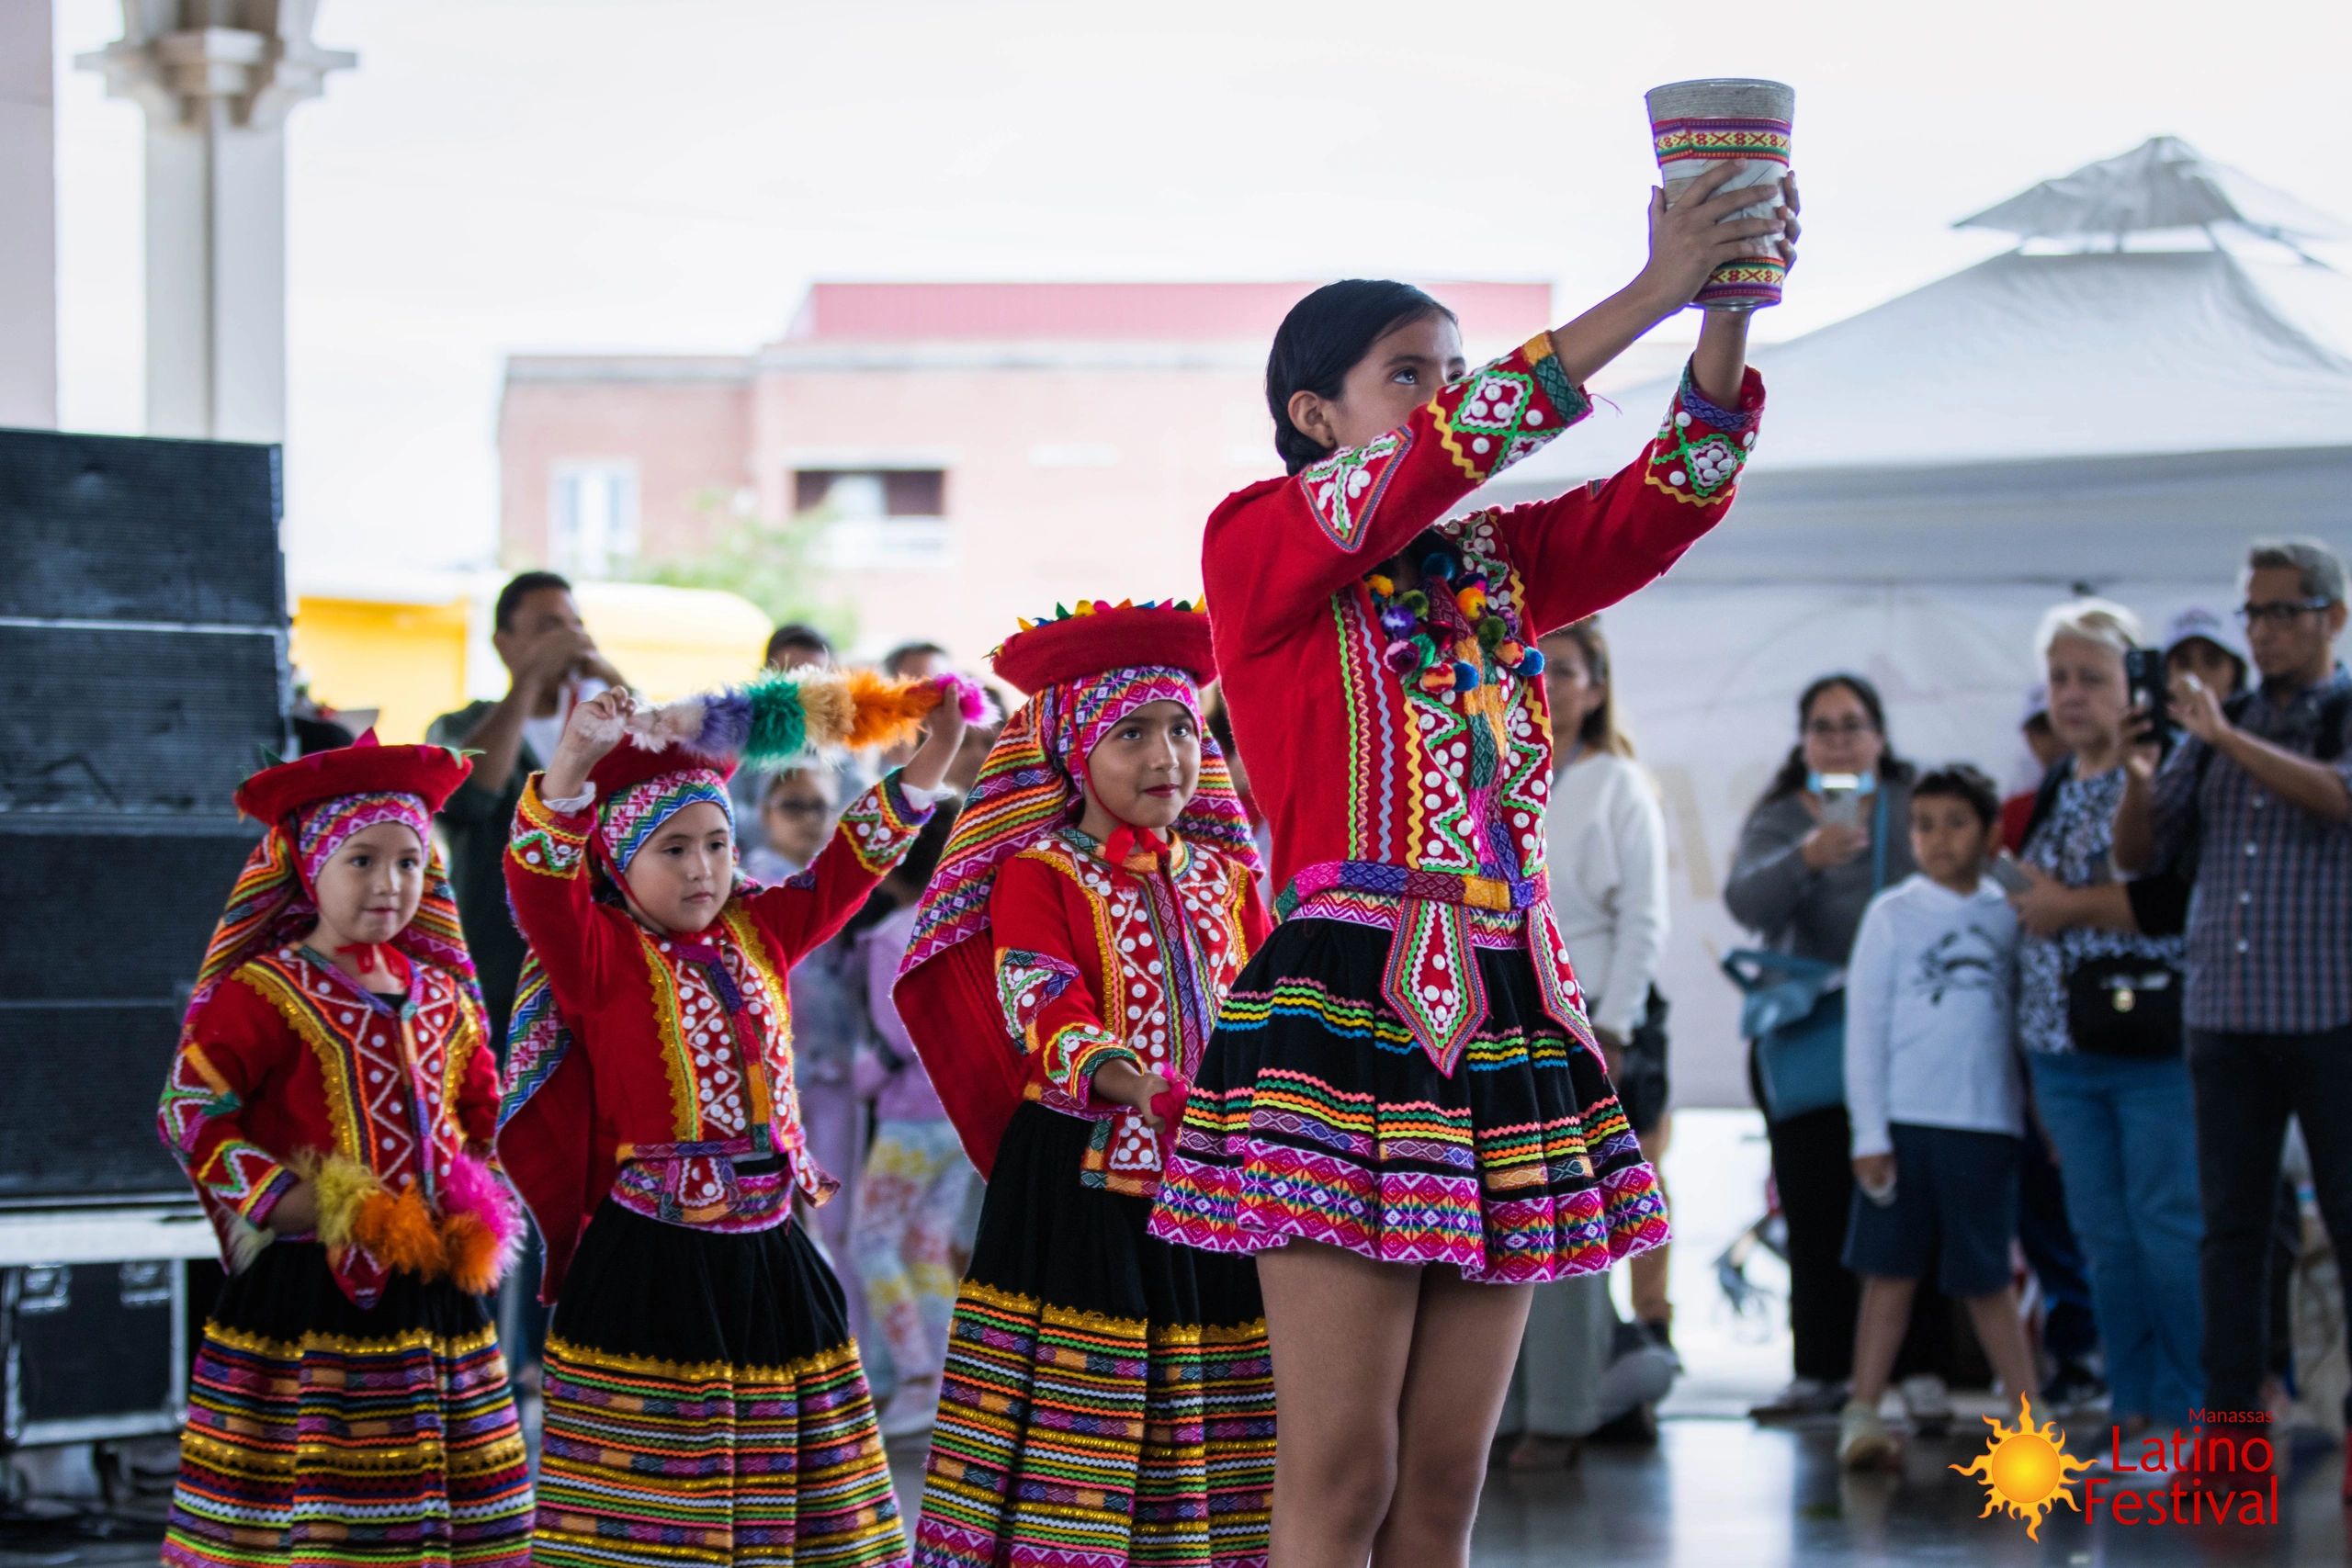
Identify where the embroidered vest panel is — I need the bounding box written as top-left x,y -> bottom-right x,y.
1019,836 -> 1254,1196
1295,512 -> 1593,1073
611,906 -> 824,1231
234,949 -> 477,1201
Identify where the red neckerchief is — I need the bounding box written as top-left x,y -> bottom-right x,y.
1102,824 -> 1170,868
335,943 -> 412,994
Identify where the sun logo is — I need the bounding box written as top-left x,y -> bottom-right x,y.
1951,1395 -> 2092,1540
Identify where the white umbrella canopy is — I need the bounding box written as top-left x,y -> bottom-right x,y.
1955,134 -> 2348,245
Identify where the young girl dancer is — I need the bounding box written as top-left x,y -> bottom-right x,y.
1150,164 -> 1796,1565
159,733 -> 531,1568
895,599 -> 1276,1568
497,670 -> 973,1568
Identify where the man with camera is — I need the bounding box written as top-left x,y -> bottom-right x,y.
2114,538 -> 2352,1478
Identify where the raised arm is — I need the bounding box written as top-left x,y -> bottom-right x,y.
1504,362 -> 1766,637
743,773 -> 932,965
1209,165 -> 1793,646
1724,799 -> 1812,939
1204,334 -> 1598,642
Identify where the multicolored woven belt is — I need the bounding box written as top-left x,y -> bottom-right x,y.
1274,859 -> 1548,921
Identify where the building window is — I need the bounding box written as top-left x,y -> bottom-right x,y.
794,468 -> 945,519
794,468 -> 951,570
549,462 -> 639,578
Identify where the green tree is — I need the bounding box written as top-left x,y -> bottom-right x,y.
628,491 -> 857,647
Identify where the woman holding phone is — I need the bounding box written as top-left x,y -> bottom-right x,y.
1726,674 -> 1955,1422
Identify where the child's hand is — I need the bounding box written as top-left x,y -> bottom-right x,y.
1092,1059 -> 1172,1132
268,1181 -> 319,1235
899,682 -> 972,795
1636,161 -> 1788,315
1851,1154 -> 1896,1198
543,687 -> 639,799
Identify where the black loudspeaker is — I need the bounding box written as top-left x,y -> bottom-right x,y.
0,429 -> 287,1207
0,1262 -> 186,1445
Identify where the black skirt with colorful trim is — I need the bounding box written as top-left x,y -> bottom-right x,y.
533,1202 -> 910,1568
1148,918 -> 1670,1285
913,1102 -> 1274,1568
164,1242 -> 532,1568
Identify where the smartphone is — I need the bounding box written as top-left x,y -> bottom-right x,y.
1817,772 -> 1864,828
2123,647 -> 2170,743
1987,853 -> 2033,896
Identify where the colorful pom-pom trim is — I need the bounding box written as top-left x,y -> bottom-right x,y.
622,669 -> 989,769
1368,543 -> 1544,692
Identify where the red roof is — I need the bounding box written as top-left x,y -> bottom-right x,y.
782,281 -> 1554,347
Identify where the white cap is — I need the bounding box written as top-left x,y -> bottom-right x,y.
2162,605 -> 2250,666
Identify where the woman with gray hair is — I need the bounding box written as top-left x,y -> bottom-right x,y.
2009,598 -> 2203,1451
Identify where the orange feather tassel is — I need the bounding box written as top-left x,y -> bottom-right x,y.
353,1184 -> 445,1279
842,669 -> 944,751
439,1212 -> 502,1295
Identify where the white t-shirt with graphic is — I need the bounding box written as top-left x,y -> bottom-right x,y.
1844,874 -> 2026,1159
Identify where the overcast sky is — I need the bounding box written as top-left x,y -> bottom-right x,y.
50,0 -> 2352,576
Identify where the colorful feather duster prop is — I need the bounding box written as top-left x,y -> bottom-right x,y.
625,669 -> 994,767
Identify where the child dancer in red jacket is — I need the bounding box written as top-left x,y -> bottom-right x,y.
498,670 -> 972,1568
159,734 -> 530,1568
896,599 -> 1275,1567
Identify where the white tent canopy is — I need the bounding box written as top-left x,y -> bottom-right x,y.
1475,141 -> 2352,1110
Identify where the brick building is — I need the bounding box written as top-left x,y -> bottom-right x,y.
497,280 -> 1555,661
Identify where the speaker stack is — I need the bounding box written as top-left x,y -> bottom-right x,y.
0,428 -> 288,1448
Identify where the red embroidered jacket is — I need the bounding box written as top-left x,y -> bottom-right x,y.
496,772 -> 928,1299
1205,334 -> 1765,1072
157,949 -> 497,1307
990,830 -> 1269,1198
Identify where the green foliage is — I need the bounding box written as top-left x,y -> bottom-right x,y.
627,491 -> 857,646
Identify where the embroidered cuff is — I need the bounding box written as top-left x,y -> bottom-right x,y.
540,779 -> 597,815
1042,1024 -> 1145,1115
511,775 -> 592,877
842,771 -> 933,874
1645,364 -> 1767,506
201,1142 -> 296,1226
1430,333 -> 1594,488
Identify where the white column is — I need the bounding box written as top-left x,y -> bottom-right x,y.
0,0 -> 59,429
78,2 -> 353,444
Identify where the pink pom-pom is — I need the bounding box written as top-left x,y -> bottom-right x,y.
441,1152 -> 523,1264
941,672 -> 996,725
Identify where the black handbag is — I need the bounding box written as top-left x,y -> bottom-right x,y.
2064,955 -> 2184,1058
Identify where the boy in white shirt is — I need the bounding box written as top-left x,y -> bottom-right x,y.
1838,765 -> 2039,1468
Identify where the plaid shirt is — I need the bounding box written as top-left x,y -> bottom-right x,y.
2152,663 -> 2352,1033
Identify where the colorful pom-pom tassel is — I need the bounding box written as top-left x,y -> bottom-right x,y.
1379,605 -> 1418,638
1397,589 -> 1429,614
1453,660 -> 1481,691
1365,573 -> 1395,597
1478,616 -> 1509,647
1422,551 -> 1457,583
1384,640 -> 1419,674
1518,647 -> 1547,676
353,1184 -> 445,1280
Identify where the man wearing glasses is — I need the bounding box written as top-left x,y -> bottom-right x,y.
2115,537 -> 2352,1487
